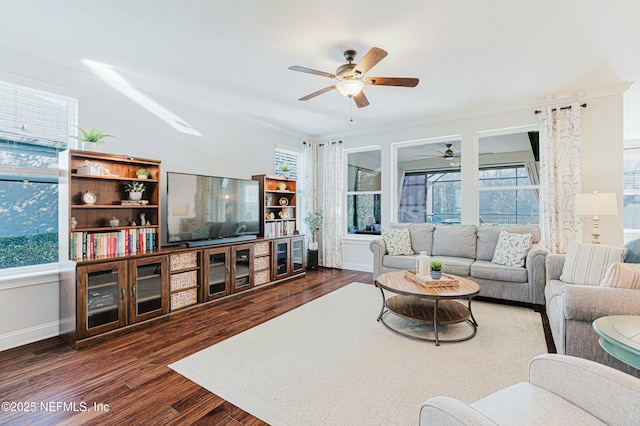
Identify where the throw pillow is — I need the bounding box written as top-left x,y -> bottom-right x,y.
491,230 -> 533,267
600,262 -> 640,289
560,240 -> 628,286
382,229 -> 414,256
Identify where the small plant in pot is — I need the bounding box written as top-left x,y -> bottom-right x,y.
72,126 -> 117,149
280,164 -> 292,178
430,260 -> 444,280
136,168 -> 151,179
304,208 -> 323,251
124,181 -> 146,201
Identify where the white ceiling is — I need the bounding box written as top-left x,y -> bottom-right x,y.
1,1 -> 640,139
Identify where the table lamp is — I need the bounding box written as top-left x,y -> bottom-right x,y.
575,191 -> 618,244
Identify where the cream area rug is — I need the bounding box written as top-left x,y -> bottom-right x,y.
169,283 -> 548,425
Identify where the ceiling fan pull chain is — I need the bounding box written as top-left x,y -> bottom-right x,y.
349,98 -> 354,126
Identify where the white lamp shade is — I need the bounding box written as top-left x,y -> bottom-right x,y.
576,192 -> 618,216
336,79 -> 364,97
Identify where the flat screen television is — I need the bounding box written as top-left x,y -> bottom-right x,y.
166,172 -> 260,246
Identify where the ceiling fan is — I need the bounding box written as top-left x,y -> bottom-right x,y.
288,47 -> 419,108
414,144 -> 460,160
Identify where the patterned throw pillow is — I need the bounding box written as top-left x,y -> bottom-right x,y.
560,241 -> 628,286
382,229 -> 414,256
491,230 -> 533,267
600,262 -> 640,289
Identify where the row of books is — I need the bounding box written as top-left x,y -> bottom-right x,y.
70,228 -> 159,260
264,220 -> 296,238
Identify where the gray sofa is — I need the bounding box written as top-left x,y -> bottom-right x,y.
420,354 -> 640,425
369,224 -> 549,306
545,253 -> 640,377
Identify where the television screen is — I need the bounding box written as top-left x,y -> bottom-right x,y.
166,172 -> 260,244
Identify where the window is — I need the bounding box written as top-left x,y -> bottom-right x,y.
477,130 -> 540,226
478,166 -> 539,224
0,81 -> 77,269
346,148 -> 381,234
275,146 -> 300,179
396,138 -> 462,224
398,171 -> 461,224
623,147 -> 640,242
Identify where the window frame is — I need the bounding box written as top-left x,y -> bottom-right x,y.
0,79 -> 78,271
344,146 -> 382,237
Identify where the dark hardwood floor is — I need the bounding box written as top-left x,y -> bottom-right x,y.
0,268 -> 373,425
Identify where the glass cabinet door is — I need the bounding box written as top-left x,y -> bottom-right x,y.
232,245 -> 253,293
203,247 -> 230,300
79,261 -> 127,338
291,237 -> 305,273
130,255 -> 169,323
274,239 -> 290,280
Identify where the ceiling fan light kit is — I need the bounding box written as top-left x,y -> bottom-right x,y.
289,47 -> 419,108
336,79 -> 364,97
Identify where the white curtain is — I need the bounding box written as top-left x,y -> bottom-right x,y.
322,141 -> 343,268
299,141 -> 318,246
539,102 -> 583,253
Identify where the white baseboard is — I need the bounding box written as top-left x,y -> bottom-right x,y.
0,321 -> 60,352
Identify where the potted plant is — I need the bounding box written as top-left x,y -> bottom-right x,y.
430,260 -> 444,280
136,168 -> 151,179
280,164 -> 292,178
72,126 -> 117,149
304,208 -> 323,251
124,181 -> 146,201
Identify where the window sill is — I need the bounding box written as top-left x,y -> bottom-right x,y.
0,262 -> 62,290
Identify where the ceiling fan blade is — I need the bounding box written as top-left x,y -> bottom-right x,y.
353,47 -> 388,75
298,85 -> 336,101
365,77 -> 419,87
353,91 -> 369,108
288,66 -> 335,79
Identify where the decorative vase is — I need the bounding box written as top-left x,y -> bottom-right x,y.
430,270 -> 442,280
80,141 -> 96,151
309,241 -> 319,251
108,217 -> 120,227
129,191 -> 143,201
283,171 -> 290,178
70,217 -> 78,229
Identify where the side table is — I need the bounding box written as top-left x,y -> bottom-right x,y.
593,315 -> 640,370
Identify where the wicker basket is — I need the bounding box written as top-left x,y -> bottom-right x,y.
254,242 -> 270,256
171,288 -> 197,310
171,270 -> 198,291
254,256 -> 270,271
170,251 -> 198,271
254,270 -> 271,286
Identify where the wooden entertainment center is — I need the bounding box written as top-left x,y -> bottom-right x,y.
59,151 -> 305,349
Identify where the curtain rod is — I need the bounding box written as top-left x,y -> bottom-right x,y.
534,103 -> 587,114
315,140 -> 342,147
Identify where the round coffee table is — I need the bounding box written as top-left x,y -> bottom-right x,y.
375,270 -> 480,345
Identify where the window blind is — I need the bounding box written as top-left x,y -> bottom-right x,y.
275,147 -> 300,179
0,81 -> 77,151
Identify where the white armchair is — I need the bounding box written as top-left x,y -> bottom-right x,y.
419,354 -> 640,425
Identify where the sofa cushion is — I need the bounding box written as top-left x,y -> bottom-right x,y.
560,241 -> 628,286
383,254 -> 417,270
382,229 -> 414,255
471,260 -> 528,283
408,224 -> 435,254
477,225 -> 541,261
600,262 -> 640,289
491,230 -> 533,267
431,256 -> 474,277
432,225 -> 477,258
